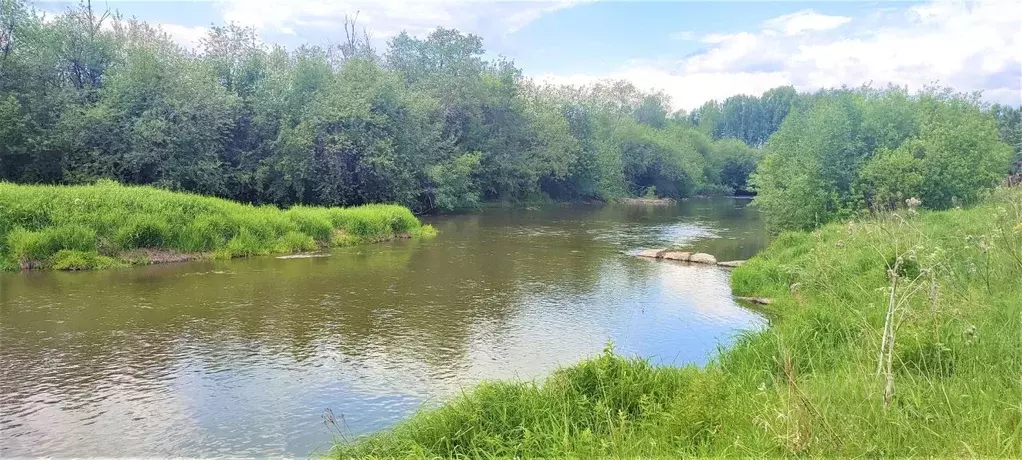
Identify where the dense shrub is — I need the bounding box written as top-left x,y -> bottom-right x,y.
752,89 -> 1013,230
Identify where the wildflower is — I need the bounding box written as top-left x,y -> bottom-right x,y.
965,324 -> 978,345
906,197 -> 922,209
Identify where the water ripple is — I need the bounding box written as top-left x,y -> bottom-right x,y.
0,199 -> 767,457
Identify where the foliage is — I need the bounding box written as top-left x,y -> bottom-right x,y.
689,86 -> 801,147
0,181 -> 430,270
0,1 -> 786,212
2,1 -> 1017,226
711,138 -> 762,195
752,88 -> 1013,230
991,103 -> 1022,175
426,152 -> 482,211
336,188 -> 1022,457
855,144 -> 924,210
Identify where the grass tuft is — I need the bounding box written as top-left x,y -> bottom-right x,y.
0,181 -> 432,270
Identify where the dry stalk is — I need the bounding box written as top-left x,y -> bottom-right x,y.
878,258 -> 902,408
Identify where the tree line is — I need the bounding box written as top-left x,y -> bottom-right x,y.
0,1 -> 764,212
751,88 -> 1018,230
1,0 -> 1018,225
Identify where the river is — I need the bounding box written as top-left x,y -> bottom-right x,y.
0,198 -> 769,457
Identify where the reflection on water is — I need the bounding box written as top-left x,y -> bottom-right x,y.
0,198 -> 769,456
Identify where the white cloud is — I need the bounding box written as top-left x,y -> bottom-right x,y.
540,0 -> 1022,110
34,9 -> 57,24
538,68 -> 791,113
216,0 -> 580,41
159,24 -> 209,50
762,9 -> 851,35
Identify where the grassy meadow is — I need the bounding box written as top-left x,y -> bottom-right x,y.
333,187 -> 1022,458
0,181 -> 435,271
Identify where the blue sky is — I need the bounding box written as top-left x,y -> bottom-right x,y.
35,1 -> 1022,109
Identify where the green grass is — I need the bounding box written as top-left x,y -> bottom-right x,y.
333,187 -> 1022,458
0,180 -> 435,271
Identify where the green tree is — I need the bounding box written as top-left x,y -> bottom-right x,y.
913,92 -> 1012,208
753,88 -> 1012,231
855,143 -> 924,210
990,103 -> 1022,175
712,138 -> 761,195
427,152 -> 482,211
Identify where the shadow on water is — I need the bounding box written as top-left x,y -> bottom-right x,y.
0,197 -> 769,456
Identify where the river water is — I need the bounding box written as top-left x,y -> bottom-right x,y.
0,198 -> 769,457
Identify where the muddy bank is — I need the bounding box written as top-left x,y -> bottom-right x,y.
616,197 -> 676,205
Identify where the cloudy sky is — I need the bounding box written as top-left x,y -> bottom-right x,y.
36,0 -> 1022,109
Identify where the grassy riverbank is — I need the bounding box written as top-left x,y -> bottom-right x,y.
0,181 -> 435,271
333,187 -> 1022,458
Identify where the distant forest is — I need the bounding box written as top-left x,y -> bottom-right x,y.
2,1 -> 1019,224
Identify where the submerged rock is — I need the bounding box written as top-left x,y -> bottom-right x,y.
689,253 -> 717,264
636,249 -> 664,258
661,251 -> 691,261
717,260 -> 746,268
634,249 -> 719,265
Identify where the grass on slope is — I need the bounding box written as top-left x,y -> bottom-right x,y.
333,187 -> 1022,458
0,180 -> 435,271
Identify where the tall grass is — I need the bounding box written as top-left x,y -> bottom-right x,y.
334,187 -> 1022,458
0,180 -> 435,271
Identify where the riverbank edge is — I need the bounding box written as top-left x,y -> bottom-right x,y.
99,230 -> 426,270
453,194 -> 755,213
329,187 -> 1021,457
0,181 -> 437,272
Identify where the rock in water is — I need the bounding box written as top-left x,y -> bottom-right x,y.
634,249 -> 720,266
689,253 -> 717,264
636,249 -> 664,258
717,260 -> 746,268
660,251 -> 692,261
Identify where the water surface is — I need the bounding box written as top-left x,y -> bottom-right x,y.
1,198 -> 768,456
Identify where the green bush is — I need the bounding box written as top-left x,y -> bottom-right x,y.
223,229 -> 266,258
411,224 -> 438,238
427,152 -> 483,211
5,224 -> 97,264
855,143 -> 925,210
50,250 -> 118,270
346,216 -> 390,238
753,89 -> 1012,231
179,213 -> 240,252
273,231 -> 317,253
115,216 -> 170,249
285,208 -> 333,241
5,227 -> 46,263
386,209 -> 420,233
